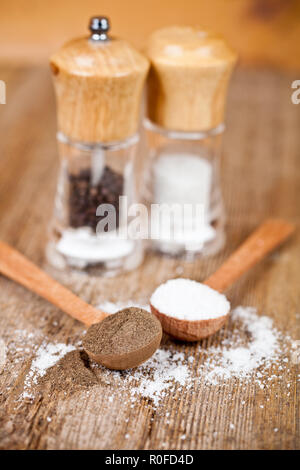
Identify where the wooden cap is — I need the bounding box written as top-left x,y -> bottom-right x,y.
50,18 -> 149,143
146,26 -> 237,132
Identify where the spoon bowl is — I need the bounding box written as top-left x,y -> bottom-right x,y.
0,220 -> 294,356
151,219 -> 295,341
150,303 -> 228,341
83,308 -> 163,370
0,241 -> 163,370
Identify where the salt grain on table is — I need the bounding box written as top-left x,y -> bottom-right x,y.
93,301 -> 292,407
16,300 -> 293,409
0,338 -> 7,373
22,342 -> 75,399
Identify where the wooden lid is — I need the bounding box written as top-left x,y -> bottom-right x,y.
146,26 -> 237,132
50,17 -> 149,143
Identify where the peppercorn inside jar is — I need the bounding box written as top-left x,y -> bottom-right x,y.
47,134 -> 144,275
46,16 -> 149,276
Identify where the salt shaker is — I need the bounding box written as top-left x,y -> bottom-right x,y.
144,27 -> 237,258
47,17 -> 149,275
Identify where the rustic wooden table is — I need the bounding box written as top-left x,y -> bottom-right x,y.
0,64 -> 299,450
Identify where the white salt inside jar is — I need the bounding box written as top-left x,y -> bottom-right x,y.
152,153 -> 215,247
151,278 -> 230,321
153,153 -> 212,213
57,227 -> 134,267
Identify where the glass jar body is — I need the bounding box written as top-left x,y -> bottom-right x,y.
143,120 -> 226,259
46,133 -> 144,276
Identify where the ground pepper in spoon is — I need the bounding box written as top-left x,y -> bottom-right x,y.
0,219 -> 293,367
83,307 -> 162,370
0,241 -> 162,370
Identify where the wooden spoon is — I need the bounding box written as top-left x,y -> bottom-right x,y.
150,219 -> 295,341
0,241 -> 162,369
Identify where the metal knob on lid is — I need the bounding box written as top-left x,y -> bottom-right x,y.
48,17 -> 149,276
89,16 -> 110,41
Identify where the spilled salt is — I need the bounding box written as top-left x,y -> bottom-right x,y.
97,300 -> 150,314
22,342 -> 75,399
201,306 -> 283,385
29,342 -> 76,378
0,338 -> 6,373
18,301 -> 294,410
93,302 -> 293,407
96,347 -> 191,407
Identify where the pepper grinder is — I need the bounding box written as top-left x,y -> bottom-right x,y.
143,26 -> 237,258
47,17 -> 149,276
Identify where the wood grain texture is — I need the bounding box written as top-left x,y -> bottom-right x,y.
146,26 -> 237,131
204,219 -> 295,293
151,219 -> 295,342
0,64 -> 299,450
51,35 -> 149,142
0,241 -> 106,326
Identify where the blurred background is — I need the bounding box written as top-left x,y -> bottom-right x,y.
0,0 -> 300,70
0,0 -> 299,261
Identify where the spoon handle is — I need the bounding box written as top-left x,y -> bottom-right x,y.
0,241 -> 107,326
204,219 -> 295,293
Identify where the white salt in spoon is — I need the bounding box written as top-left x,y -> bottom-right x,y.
150,219 -> 295,341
